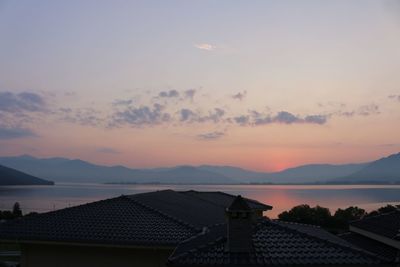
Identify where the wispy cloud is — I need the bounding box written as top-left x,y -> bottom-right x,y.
335,104 -> 380,117
0,126 -> 37,139
231,110 -> 329,126
96,147 -> 120,154
110,103 -> 171,127
112,99 -> 133,106
197,131 -> 225,140
232,91 -> 247,101
178,108 -> 225,123
184,89 -> 196,101
357,104 -> 380,116
194,43 -> 216,51
388,94 -> 400,102
159,90 -> 179,98
59,107 -> 104,127
0,91 -> 46,113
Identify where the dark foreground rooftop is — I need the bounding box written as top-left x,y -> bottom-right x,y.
0,191 -> 389,266
0,190 -> 270,247
339,209 -> 400,264
340,232 -> 399,263
351,209 -> 400,241
168,195 -> 384,266
168,220 -> 381,266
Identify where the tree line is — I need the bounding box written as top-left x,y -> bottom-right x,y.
0,202 -> 38,221
278,203 -> 400,233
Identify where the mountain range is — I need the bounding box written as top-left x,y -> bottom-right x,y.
0,164 -> 54,185
0,153 -> 399,184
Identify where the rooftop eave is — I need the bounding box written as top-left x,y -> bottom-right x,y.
349,225 -> 400,250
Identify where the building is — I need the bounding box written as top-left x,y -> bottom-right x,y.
167,196 -> 385,267
0,190 -> 270,267
340,209 -> 400,264
0,190 -> 390,267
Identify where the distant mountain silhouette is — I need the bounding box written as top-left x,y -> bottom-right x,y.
261,163 -> 368,183
0,153 -> 398,184
197,164 -> 367,183
0,164 -> 54,185
0,155 -> 233,184
333,152 -> 400,183
198,165 -> 267,180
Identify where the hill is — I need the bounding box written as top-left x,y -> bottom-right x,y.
334,152 -> 400,183
0,164 -> 54,185
1,153 -> 398,184
0,155 -> 233,184
198,165 -> 267,180
261,163 -> 368,183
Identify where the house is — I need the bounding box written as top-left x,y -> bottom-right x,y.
0,190 -> 270,267
339,209 -> 400,264
0,190 -> 389,267
167,195 -> 385,267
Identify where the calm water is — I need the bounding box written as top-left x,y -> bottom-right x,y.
1,183 -> 400,218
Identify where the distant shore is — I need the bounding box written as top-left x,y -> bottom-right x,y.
104,181 -> 400,185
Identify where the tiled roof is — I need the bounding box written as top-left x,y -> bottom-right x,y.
128,190 -> 227,229
128,190 -> 270,229
180,191 -> 272,211
168,219 -> 382,266
351,210 -> 400,240
0,195 -> 197,247
273,220 -> 355,248
339,232 -> 399,263
0,190 -> 270,247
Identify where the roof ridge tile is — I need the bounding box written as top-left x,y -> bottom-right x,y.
273,219 -> 321,229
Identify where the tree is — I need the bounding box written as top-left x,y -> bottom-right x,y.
377,204 -> 398,214
12,202 -> 22,217
333,206 -> 366,229
278,204 -> 333,228
366,204 -> 400,217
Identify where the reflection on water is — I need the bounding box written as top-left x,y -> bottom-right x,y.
1,183 -> 400,218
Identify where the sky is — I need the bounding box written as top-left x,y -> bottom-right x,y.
0,0 -> 400,171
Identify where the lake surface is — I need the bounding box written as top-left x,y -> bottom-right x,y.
1,183 -> 400,218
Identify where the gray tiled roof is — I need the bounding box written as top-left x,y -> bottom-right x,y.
0,190 -> 270,247
180,191 -> 272,211
0,196 -> 197,247
351,210 -> 400,240
168,219 -> 382,266
274,220 -> 353,247
339,232 -> 399,263
128,190 -> 271,229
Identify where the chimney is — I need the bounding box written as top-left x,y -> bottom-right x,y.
226,195 -> 254,253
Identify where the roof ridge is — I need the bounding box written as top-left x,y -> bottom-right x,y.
213,191 -> 272,209
180,190 -> 272,210
123,196 -> 200,232
273,219 -> 321,228
351,209 -> 400,224
267,220 -> 381,261
0,196 -> 126,227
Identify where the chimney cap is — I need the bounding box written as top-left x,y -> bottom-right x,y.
227,195 -> 251,212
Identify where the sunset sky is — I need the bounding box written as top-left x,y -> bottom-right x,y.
1,0 -> 400,171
